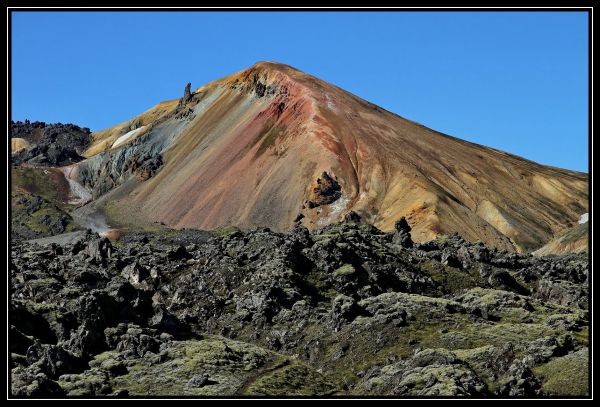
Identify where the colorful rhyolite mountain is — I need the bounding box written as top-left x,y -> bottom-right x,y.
78,62 -> 588,253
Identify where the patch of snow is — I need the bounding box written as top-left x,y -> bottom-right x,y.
578,213 -> 588,224
112,126 -> 146,149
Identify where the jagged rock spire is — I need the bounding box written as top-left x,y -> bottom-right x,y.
182,82 -> 192,104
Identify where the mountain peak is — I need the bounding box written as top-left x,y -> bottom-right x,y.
250,60 -> 302,72
218,61 -> 320,91
212,60 -> 319,103
229,61 -> 308,85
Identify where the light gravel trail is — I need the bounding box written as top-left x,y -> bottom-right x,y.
28,231 -> 87,247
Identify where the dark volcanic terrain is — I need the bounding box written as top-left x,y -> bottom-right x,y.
10,221 -> 589,396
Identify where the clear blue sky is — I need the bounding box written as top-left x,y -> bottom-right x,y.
11,11 -> 588,172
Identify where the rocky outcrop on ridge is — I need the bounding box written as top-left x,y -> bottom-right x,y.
181,83 -> 192,105
307,172 -> 342,208
11,120 -> 92,166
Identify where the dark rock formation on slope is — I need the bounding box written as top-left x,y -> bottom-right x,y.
11,120 -> 92,166
181,83 -> 192,104
10,221 -> 589,397
309,172 -> 342,207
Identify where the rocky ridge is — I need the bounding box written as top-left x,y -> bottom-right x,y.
11,120 -> 92,166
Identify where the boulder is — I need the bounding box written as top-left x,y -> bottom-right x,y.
392,217 -> 413,248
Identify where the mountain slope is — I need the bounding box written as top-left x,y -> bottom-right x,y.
533,218 -> 589,256
78,61 -> 588,252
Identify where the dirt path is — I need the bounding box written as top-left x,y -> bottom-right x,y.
28,231 -> 87,247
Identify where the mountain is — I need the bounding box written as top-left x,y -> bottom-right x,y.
75,61 -> 588,253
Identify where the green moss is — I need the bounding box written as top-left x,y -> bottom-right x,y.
304,270 -> 338,302
571,327 -> 589,346
244,361 -> 336,396
24,207 -> 60,232
31,207 -> 59,217
368,378 -> 384,388
89,351 -> 118,366
420,260 -> 483,294
373,291 -> 459,308
389,364 -> 486,395
58,368 -> 110,396
59,287 -> 84,298
29,299 -> 59,312
26,278 -> 61,294
314,233 -> 342,241
327,317 -> 471,395
111,337 -> 279,396
24,219 -> 49,233
432,235 -> 451,245
11,167 -> 81,238
108,336 -> 339,396
338,287 -> 586,395
65,222 -> 80,232
453,345 -> 496,360
468,322 -> 552,348
533,349 -> 589,396
333,264 -> 355,277
11,167 -> 61,204
212,225 -> 241,237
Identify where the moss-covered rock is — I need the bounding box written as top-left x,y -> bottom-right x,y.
533,349 -> 589,396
